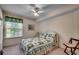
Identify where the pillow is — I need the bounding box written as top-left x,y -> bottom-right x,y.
27,43 -> 34,50
41,39 -> 48,43
40,33 -> 45,39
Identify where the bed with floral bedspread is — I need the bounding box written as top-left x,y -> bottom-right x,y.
20,32 -> 59,55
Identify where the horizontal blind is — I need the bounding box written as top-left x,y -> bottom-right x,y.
5,16 -> 23,23
5,16 -> 23,38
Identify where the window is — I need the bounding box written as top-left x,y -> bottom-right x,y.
5,16 -> 23,38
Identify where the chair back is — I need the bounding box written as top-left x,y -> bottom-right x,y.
69,38 -> 79,49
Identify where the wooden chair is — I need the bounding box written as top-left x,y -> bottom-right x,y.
63,38 -> 79,55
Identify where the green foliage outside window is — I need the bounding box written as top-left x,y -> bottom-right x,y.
5,16 -> 23,38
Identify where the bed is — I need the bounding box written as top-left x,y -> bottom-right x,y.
20,32 -> 59,55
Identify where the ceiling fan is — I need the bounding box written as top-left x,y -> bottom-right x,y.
29,4 -> 44,16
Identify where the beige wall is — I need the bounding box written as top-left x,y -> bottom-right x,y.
3,12 -> 38,47
38,9 -> 79,48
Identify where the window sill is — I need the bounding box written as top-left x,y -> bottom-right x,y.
4,36 -> 23,39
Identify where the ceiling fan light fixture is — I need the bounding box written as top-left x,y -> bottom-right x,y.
30,5 -> 43,16
33,12 -> 39,16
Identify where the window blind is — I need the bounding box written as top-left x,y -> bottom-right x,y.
5,16 -> 23,38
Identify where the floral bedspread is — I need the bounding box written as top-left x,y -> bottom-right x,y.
20,32 -> 58,55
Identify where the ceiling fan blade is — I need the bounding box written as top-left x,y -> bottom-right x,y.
38,11 -> 44,13
32,9 -> 36,13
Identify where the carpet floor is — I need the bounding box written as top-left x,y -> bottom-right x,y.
3,45 -> 72,55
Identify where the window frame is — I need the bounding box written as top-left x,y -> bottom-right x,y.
4,16 -> 23,39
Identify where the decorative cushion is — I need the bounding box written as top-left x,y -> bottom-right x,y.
27,43 -> 34,50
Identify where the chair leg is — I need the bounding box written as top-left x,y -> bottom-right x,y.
71,48 -> 76,55
64,46 -> 69,55
71,48 -> 74,55
71,48 -> 73,52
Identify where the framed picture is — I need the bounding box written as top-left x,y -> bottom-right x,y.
28,24 -> 34,30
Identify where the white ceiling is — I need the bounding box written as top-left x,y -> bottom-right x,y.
0,4 -> 64,20
0,4 -> 79,21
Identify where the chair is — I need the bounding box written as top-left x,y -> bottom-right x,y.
63,38 -> 79,55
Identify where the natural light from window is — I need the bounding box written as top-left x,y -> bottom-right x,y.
5,16 -> 23,38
